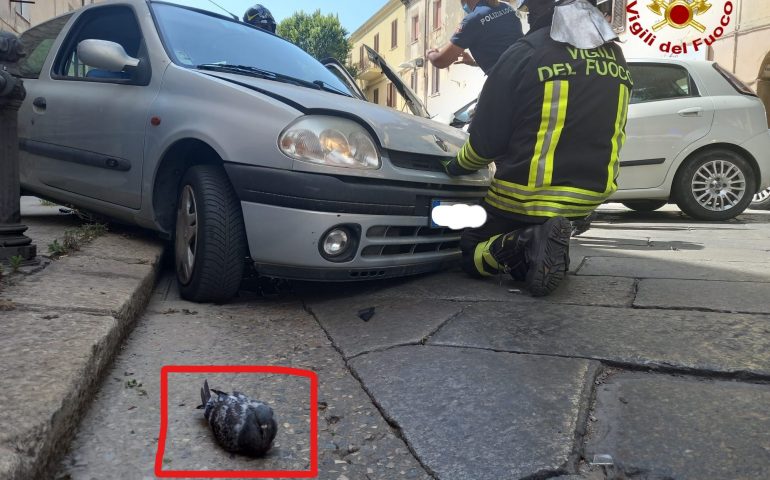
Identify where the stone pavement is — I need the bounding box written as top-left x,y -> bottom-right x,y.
0,198 -> 165,480
57,204 -> 770,480
303,205 -> 770,480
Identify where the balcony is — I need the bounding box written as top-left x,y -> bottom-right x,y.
357,57 -> 382,82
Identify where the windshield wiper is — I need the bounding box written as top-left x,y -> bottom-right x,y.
312,80 -> 351,97
196,64 -> 351,97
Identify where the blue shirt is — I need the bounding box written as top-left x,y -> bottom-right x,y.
450,1 -> 524,74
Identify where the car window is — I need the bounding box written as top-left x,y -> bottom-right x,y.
52,6 -> 145,82
629,64 -> 698,104
18,14 -> 72,79
152,3 -> 350,95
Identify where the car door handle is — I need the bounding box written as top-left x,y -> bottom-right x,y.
33,97 -> 47,109
678,107 -> 703,117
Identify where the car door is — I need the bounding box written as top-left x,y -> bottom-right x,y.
618,63 -> 715,191
21,4 -> 160,210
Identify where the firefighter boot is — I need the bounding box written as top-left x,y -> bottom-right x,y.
524,217 -> 572,296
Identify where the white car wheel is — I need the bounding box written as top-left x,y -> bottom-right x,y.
752,187 -> 770,210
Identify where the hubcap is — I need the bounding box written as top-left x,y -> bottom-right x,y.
754,187 -> 770,204
691,160 -> 746,212
175,185 -> 198,285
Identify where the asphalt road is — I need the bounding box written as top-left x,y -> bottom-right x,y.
57,205 -> 770,480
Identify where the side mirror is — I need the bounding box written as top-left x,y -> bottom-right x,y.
77,39 -> 139,72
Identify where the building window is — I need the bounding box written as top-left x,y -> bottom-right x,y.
387,83 -> 397,107
431,65 -> 440,95
411,15 -> 419,43
15,0 -> 31,21
373,88 -> 380,105
391,19 -> 398,49
433,1 -> 442,31
410,70 -> 417,92
359,45 -> 365,70
374,33 -> 380,53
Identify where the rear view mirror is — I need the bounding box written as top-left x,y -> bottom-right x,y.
77,39 -> 139,72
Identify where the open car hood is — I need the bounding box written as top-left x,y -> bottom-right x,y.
364,45 -> 430,119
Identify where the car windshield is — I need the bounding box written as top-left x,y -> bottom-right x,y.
151,2 -> 351,95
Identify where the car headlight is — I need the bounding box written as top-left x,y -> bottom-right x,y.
279,116 -> 381,169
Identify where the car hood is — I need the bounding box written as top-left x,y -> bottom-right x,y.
201,71 -> 468,158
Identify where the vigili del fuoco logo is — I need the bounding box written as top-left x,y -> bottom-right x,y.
625,0 -> 734,55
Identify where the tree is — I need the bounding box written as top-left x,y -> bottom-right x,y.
277,10 -> 352,63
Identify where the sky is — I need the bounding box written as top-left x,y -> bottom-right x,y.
162,0 -> 389,34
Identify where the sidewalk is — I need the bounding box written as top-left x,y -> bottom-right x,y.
0,198 -> 165,480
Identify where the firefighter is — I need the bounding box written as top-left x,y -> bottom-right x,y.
243,4 -> 277,33
442,0 -> 631,296
426,0 -> 524,74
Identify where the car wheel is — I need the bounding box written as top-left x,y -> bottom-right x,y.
175,165 -> 247,303
673,149 -> 754,221
751,187 -> 770,210
621,200 -> 667,212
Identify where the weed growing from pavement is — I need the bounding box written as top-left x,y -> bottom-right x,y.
38,199 -> 57,207
48,223 -> 108,258
9,255 -> 23,273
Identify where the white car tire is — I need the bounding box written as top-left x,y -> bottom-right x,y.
621,200 -> 667,212
673,149 -> 755,221
174,165 -> 248,303
751,188 -> 770,210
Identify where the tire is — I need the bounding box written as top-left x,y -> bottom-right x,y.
174,165 -> 248,303
621,200 -> 667,212
751,187 -> 770,210
673,149 -> 755,221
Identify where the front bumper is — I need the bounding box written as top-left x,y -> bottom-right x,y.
225,163 -> 488,281
241,202 -> 463,281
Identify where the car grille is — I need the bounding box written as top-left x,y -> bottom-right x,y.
387,150 -> 454,173
361,225 -> 461,258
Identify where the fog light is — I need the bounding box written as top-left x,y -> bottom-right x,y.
323,229 -> 350,257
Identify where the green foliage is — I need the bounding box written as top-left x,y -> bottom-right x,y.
47,223 -> 108,258
277,10 -> 352,62
9,255 -> 23,273
39,199 -> 57,207
48,239 -> 66,256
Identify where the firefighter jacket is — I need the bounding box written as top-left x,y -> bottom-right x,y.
444,25 -> 633,221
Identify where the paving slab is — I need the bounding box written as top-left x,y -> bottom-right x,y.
635,278 -> 770,314
0,311 -> 119,480
79,233 -> 164,265
577,256 -> 770,282
307,297 -> 464,358
430,302 -> 770,377
349,345 -> 599,480
59,288 -> 432,480
0,255 -> 156,320
586,373 -> 770,480
544,276 -> 636,307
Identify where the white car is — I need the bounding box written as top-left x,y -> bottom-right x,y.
451,59 -> 770,221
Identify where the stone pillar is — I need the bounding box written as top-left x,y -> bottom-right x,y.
0,31 -> 36,262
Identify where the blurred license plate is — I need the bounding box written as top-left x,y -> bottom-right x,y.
430,199 -> 468,228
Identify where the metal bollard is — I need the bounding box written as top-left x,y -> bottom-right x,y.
0,31 -> 36,263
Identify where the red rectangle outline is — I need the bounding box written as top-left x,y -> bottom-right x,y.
155,365 -> 319,478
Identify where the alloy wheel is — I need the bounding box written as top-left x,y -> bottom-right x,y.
690,160 -> 747,212
175,185 -> 198,285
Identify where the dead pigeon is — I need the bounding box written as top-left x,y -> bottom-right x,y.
198,380 -> 277,457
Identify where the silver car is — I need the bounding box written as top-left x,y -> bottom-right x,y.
17,0 -> 490,302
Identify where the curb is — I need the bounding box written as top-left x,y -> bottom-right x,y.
0,232 -> 166,480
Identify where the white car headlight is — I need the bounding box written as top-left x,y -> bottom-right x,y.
279,116 -> 381,170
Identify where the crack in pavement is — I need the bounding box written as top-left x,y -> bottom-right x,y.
302,299 -> 440,480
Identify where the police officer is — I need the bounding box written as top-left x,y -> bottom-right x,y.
427,0 -> 523,74
442,0 -> 631,296
243,4 -> 277,33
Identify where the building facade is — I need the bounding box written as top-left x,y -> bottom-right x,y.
350,0 -> 488,122
709,1 -> 770,118
349,0 -> 409,113
1,0 -> 100,34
